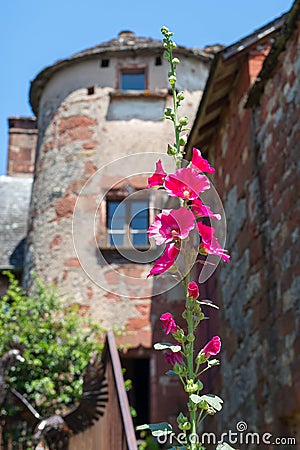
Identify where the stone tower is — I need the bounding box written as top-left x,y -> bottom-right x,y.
26,31 -> 211,423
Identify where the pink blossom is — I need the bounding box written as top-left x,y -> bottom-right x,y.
147,242 -> 180,277
164,167 -> 210,201
164,349 -> 183,366
147,160 -> 167,188
187,281 -> 199,299
191,199 -> 221,221
148,207 -> 195,246
160,312 -> 178,334
197,222 -> 230,263
191,148 -> 215,174
200,336 -> 221,357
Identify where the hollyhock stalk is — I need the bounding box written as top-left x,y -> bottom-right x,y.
138,27 -> 231,450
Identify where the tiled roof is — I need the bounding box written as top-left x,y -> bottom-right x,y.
0,176 -> 32,270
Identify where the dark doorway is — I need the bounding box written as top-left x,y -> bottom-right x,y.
121,357 -> 150,426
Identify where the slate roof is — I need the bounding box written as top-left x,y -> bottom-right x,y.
0,176 -> 32,270
29,31 -> 212,115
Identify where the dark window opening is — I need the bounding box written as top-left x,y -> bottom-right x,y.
122,358 -> 150,426
120,70 -> 146,90
106,198 -> 149,247
87,86 -> 95,95
155,56 -> 162,66
101,59 -> 110,68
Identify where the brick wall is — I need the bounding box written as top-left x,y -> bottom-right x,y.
208,21 -> 300,446
7,117 -> 37,176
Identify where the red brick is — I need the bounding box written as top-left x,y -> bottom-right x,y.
55,195 -> 76,218
127,316 -> 150,331
87,286 -> 93,300
64,258 -> 81,267
82,141 -> 98,150
84,161 -> 98,175
59,116 -> 97,133
49,235 -> 62,250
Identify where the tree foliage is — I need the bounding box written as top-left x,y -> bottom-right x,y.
0,272 -> 104,417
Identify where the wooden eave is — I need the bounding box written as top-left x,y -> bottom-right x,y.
185,13 -> 287,159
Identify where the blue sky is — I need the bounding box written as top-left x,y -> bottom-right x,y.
0,0 -> 294,175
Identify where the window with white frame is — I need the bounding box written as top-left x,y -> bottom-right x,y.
106,198 -> 149,248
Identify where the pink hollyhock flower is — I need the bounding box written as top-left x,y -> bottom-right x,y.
187,281 -> 199,299
148,207 -> 195,246
147,242 -> 180,277
191,198 -> 221,221
200,336 -> 221,357
164,349 -> 183,366
147,159 -> 167,188
191,148 -> 215,174
197,222 -> 230,263
160,312 -> 177,334
164,167 -> 210,201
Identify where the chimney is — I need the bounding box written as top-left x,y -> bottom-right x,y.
118,30 -> 135,38
7,117 -> 38,177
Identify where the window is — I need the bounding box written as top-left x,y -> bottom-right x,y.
101,59 -> 110,68
155,56 -> 162,66
120,70 -> 146,90
107,199 -> 149,247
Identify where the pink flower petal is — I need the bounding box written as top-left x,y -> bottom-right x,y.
197,222 -> 230,263
164,349 -> 183,366
191,148 -> 215,174
147,242 -> 180,277
187,281 -> 199,299
160,312 -> 178,334
191,198 -> 221,221
201,336 -> 221,357
147,159 -> 167,188
164,167 -> 210,201
148,207 -> 195,246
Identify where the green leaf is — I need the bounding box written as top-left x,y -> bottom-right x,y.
154,342 -> 181,352
200,394 -> 223,411
136,422 -> 172,437
166,370 -> 179,377
216,443 -> 236,450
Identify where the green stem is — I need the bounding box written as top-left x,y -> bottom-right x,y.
184,275 -> 197,449
168,45 -> 182,169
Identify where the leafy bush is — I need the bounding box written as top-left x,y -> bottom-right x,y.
0,272 -> 104,416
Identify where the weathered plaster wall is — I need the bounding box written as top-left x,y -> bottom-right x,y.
25,52 -> 209,352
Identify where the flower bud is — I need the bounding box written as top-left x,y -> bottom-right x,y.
172,57 -> 180,66
179,135 -> 187,146
167,144 -> 177,155
177,91 -> 185,101
179,116 -> 188,126
185,379 -> 198,393
187,281 -> 199,299
169,75 -> 177,85
164,107 -> 173,117
200,336 -> 221,357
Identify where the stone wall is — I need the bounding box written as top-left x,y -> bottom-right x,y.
208,20 -> 300,446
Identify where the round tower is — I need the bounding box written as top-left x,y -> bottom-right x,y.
25,31 -> 211,421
